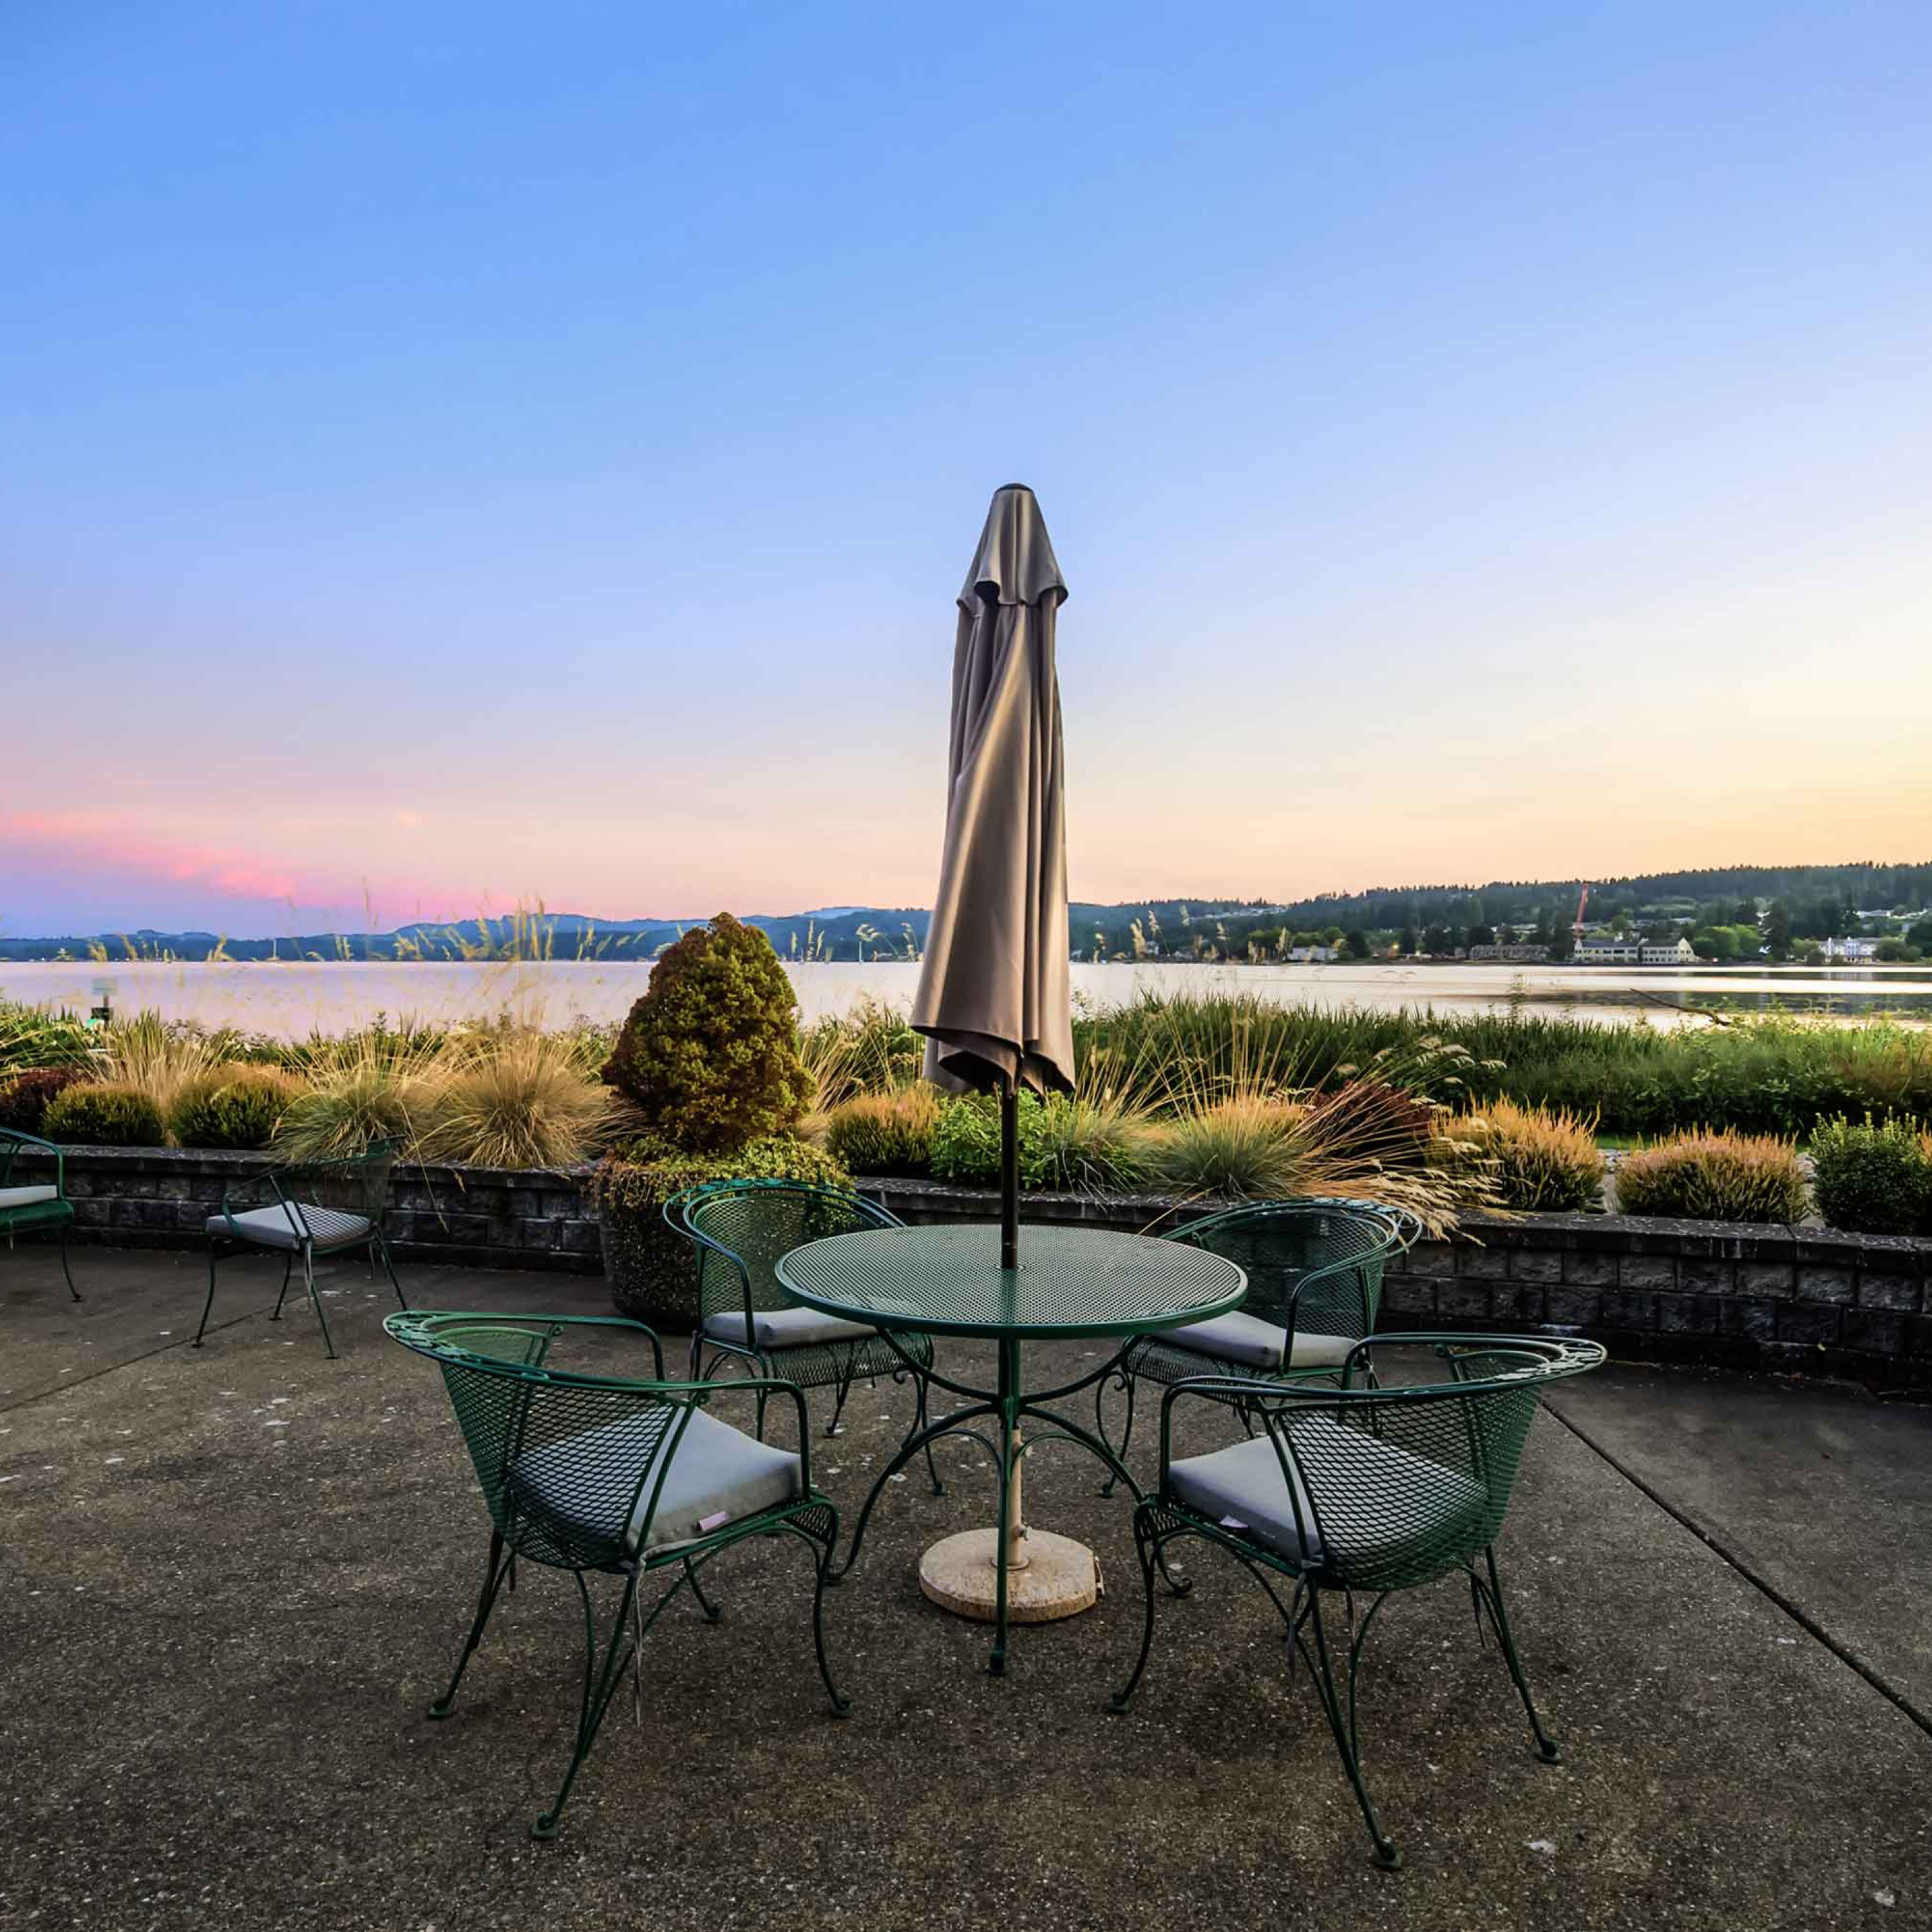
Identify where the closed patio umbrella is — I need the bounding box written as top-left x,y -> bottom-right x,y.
911,483 -> 1075,1271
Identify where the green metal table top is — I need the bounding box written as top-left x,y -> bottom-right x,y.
775,1221 -> 1247,1341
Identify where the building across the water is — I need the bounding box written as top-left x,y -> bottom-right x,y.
1467,943 -> 1552,962
1822,936 -> 1880,961
1573,936 -> 1696,965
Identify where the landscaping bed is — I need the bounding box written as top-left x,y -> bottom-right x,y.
28,1144 -> 1932,1387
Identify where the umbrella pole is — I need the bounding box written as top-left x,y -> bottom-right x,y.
1000,1074 -> 1019,1269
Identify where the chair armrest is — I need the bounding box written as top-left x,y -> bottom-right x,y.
533,1314 -> 667,1380
0,1127 -> 65,1198
665,1201 -> 757,1332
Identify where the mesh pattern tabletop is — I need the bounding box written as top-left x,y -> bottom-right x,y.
776,1222 -> 1246,1340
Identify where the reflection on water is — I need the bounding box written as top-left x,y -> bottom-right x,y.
3,958 -> 1929,1041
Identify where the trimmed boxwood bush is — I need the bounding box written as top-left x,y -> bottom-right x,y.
600,914 -> 811,1155
168,1068 -> 298,1150
41,1081 -> 167,1148
824,1088 -> 941,1177
1809,1115 -> 1932,1236
1613,1130 -> 1807,1224
583,1134 -> 848,1327
0,1065 -> 90,1135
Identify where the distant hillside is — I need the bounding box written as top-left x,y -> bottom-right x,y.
3,863 -> 1927,963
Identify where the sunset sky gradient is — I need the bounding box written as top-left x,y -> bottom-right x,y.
5,3 -> 1929,938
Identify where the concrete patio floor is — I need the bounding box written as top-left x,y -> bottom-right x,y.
3,1245 -> 1929,1930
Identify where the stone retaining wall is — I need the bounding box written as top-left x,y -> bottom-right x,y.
24,1148 -> 1932,1383
41,1145 -> 599,1274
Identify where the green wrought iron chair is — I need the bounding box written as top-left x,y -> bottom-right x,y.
386,1309 -> 848,1839
666,1179 -> 943,1494
195,1138 -> 407,1359
1108,1333 -> 1606,1869
1097,1197 -> 1418,1492
0,1127 -> 80,1300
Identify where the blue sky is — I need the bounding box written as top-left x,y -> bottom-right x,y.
5,3 -> 1929,936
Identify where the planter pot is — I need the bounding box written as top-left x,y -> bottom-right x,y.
597,1198 -> 697,1329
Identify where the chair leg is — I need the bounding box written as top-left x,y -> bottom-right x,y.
1107,1508 -> 1162,1713
809,1515 -> 852,1718
429,1530 -> 511,1719
824,1354 -> 855,1438
1303,1590 -> 1402,1870
57,1227 -> 82,1302
913,1371 -> 944,1497
193,1246 -> 220,1347
1475,1545 -> 1561,1763
373,1233 -> 408,1311
300,1247 -> 337,1359
1097,1367 -> 1135,1497
683,1553 -> 723,1624
533,1569 -> 643,1840
270,1252 -> 294,1320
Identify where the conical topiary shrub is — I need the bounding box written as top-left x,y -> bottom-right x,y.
593,914 -> 819,1324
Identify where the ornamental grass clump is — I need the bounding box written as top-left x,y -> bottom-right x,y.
1808,1115 -> 1932,1236
823,1087 -> 942,1177
600,914 -> 811,1154
99,1010 -> 223,1121
416,1030 -> 625,1169
1613,1129 -> 1807,1224
1448,1099 -> 1605,1213
168,1068 -> 299,1150
41,1081 -> 167,1148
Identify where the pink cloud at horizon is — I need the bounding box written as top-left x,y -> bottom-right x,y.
0,812 -> 471,936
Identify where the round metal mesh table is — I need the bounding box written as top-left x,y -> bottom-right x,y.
777,1221 -> 1245,1340
777,1222 -> 1246,1674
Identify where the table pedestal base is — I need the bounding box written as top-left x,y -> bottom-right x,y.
918,1528 -> 1100,1624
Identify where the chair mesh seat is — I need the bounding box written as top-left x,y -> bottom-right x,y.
508,1405 -> 804,1560
207,1202 -> 372,1251
1169,1416 -> 1490,1572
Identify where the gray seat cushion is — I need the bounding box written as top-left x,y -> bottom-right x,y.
703,1305 -> 879,1351
1167,1417 -> 1486,1567
0,1185 -> 59,1211
1161,1311 -> 1356,1371
207,1203 -> 373,1251
509,1405 -> 804,1557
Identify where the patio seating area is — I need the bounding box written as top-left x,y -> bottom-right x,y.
5,1244 -> 1929,1929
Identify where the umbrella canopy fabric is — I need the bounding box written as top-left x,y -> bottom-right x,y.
911,484 -> 1075,1099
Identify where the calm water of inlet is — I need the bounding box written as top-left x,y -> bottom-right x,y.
5,959 -> 1931,1041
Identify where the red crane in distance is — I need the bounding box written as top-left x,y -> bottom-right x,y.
1572,885 -> 1591,935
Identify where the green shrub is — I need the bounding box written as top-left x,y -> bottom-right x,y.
1809,1115 -> 1932,1236
0,1065 -> 90,1135
600,914 -> 811,1154
168,1069 -> 298,1150
585,1133 -> 849,1325
929,1093 -> 1054,1189
42,1081 -> 167,1148
1454,1099 -> 1605,1213
824,1088 -> 941,1177
1613,1130 -> 1807,1224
